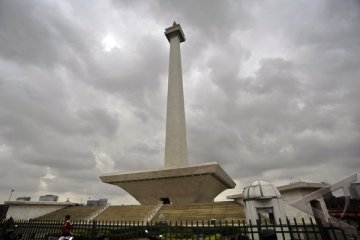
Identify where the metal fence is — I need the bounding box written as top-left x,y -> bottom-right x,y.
1,218 -> 358,240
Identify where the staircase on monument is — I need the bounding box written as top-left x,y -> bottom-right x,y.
85,204 -> 110,221
144,201 -> 163,222
94,205 -> 155,221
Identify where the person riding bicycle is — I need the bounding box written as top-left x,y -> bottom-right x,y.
60,215 -> 73,238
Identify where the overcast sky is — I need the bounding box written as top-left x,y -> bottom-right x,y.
0,0 -> 359,205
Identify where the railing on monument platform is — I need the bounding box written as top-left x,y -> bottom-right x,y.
144,201 -> 164,222
85,204 -> 110,221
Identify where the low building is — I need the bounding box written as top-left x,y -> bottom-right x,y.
16,197 -> 31,201
277,182 -> 328,221
39,195 -> 58,202
242,181 -> 286,225
227,181 -> 328,223
87,199 -> 108,206
4,201 -> 76,220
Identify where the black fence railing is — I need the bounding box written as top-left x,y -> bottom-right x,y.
1,218 -> 358,240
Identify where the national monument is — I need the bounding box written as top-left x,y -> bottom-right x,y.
100,22 -> 235,204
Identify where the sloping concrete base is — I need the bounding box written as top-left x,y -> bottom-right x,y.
100,162 -> 236,204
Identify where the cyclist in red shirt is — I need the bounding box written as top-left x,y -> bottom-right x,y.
60,215 -> 73,237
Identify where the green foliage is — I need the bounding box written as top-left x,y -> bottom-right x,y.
43,233 -> 61,240
161,233 -> 222,240
71,229 -> 92,240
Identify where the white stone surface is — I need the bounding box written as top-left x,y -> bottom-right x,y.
5,201 -> 74,220
164,23 -> 188,168
7,205 -> 64,220
230,182 -> 330,224
100,162 -> 236,204
280,187 -> 329,223
243,181 -> 286,224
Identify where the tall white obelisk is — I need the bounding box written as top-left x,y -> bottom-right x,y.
164,22 -> 188,168
100,22 -> 236,205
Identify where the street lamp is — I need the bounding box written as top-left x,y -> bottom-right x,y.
8,189 -> 14,201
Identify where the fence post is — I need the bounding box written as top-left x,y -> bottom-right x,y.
256,219 -> 261,239
310,200 -> 331,240
249,219 -> 255,240
301,218 -> 310,240
286,218 -> 294,240
279,218 -> 285,240
328,221 -> 338,240
91,220 -> 97,240
191,220 -> 194,240
314,217 -> 330,240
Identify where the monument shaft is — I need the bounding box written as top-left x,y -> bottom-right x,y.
164,23 -> 188,168
99,22 -> 236,205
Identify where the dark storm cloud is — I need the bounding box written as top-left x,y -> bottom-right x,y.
0,0 -> 91,68
0,0 -> 359,204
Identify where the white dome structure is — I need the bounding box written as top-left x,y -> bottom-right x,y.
243,180 -> 281,200
243,180 -> 286,225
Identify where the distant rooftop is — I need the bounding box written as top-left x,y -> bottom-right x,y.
5,201 -> 76,206
277,181 -> 328,192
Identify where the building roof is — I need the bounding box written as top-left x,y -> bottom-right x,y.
277,182 -> 328,193
5,201 -> 76,206
243,181 -> 281,200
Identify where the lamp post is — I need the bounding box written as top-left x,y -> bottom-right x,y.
8,189 -> 14,201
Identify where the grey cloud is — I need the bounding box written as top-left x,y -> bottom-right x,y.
0,162 -> 43,193
0,0 -> 91,68
292,1 -> 360,49
77,108 -> 119,137
247,58 -> 300,95
159,0 -> 252,39
0,0 -> 359,204
188,41 -> 360,182
205,43 -> 250,99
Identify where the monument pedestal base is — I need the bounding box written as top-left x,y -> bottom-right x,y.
100,162 -> 235,204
